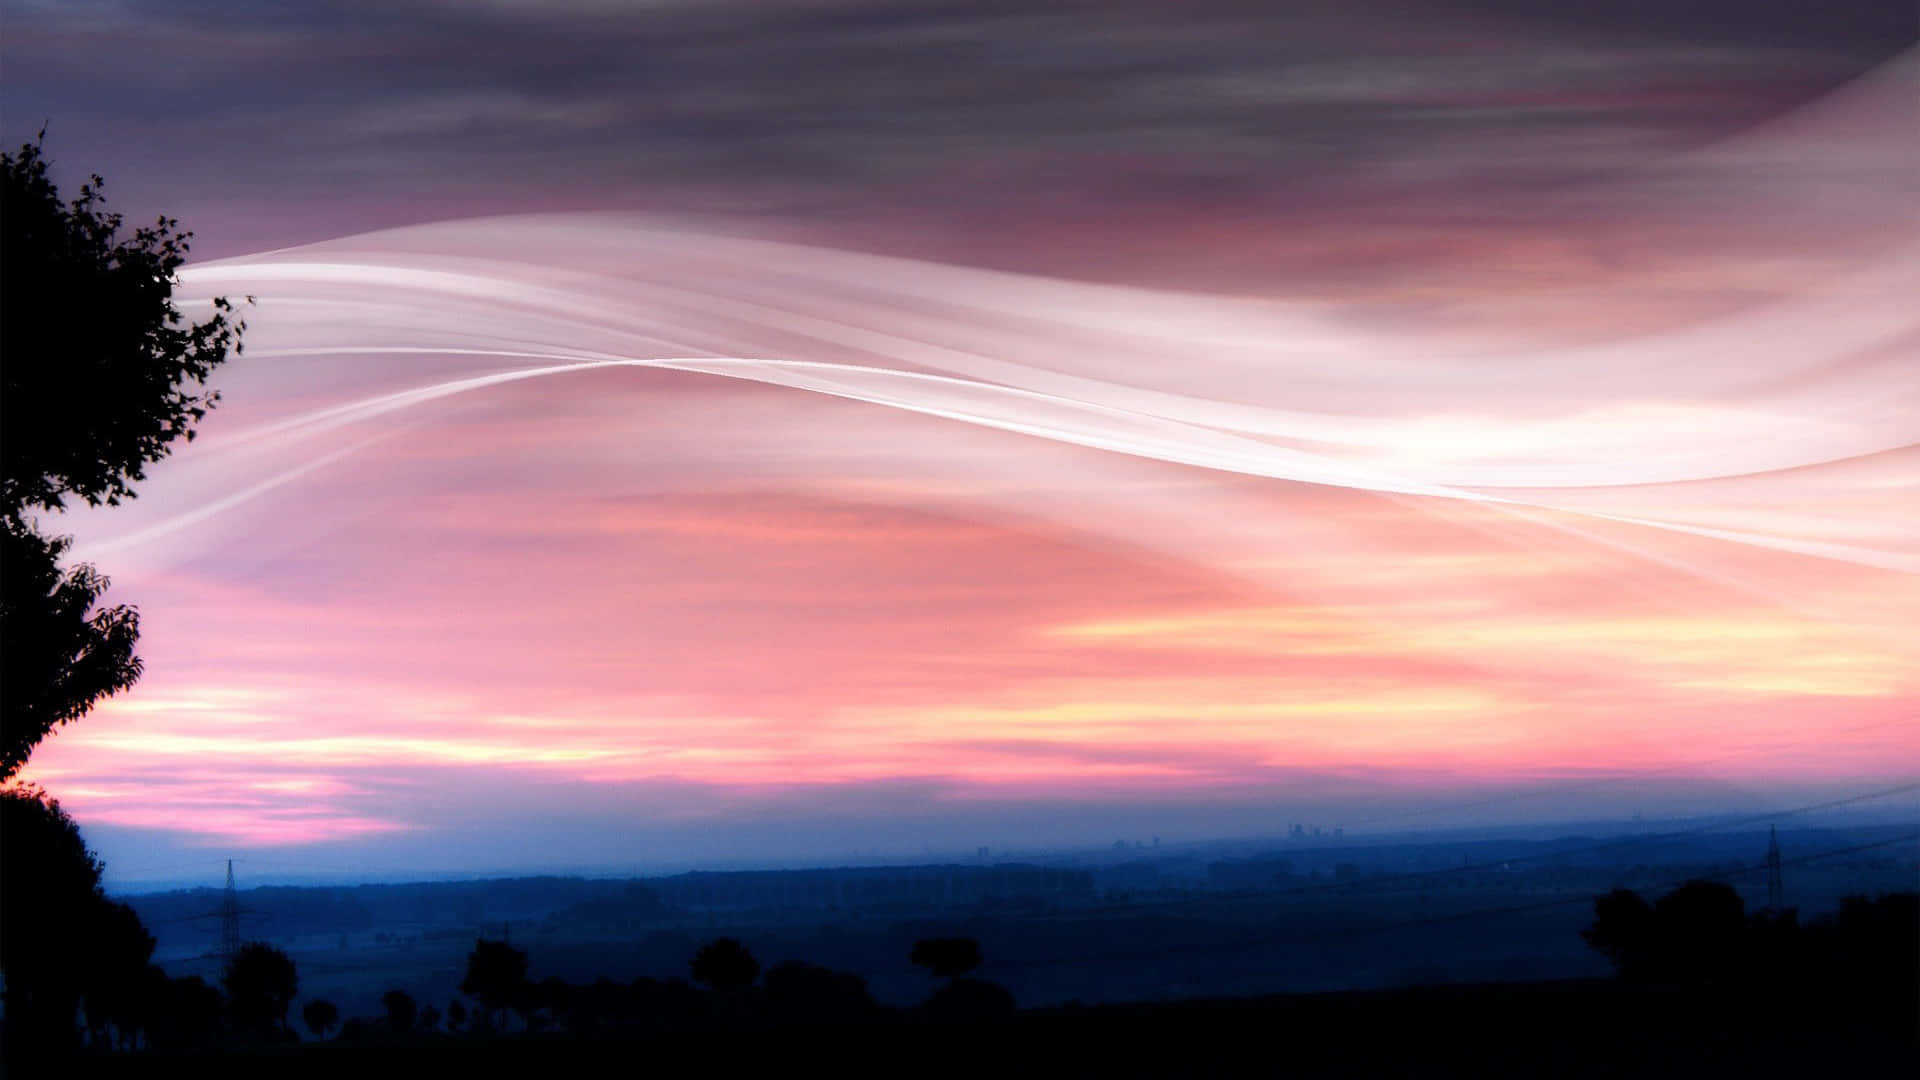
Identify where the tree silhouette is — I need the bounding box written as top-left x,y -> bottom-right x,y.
78,897 -> 157,1048
911,937 -> 984,979
0,139 -> 245,779
446,997 -> 469,1033
0,523 -> 141,782
1585,880 -> 1748,982
416,1003 -> 442,1034
1582,888 -> 1657,980
0,784 -> 148,1054
152,975 -> 222,1050
225,942 -> 298,1038
689,937 -> 761,992
383,988 -> 418,1034
303,999 -> 340,1040
1826,891 -> 1919,971
460,938 -> 530,1031
1652,879 -> 1746,979
0,141 -> 226,1057
0,140 -> 245,512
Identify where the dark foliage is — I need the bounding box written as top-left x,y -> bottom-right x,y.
762,961 -> 879,1025
446,998 -> 469,1033
1582,887 -> 1659,979
0,785 -> 156,1054
148,974 -> 223,1051
1584,880 -> 1746,982
0,140 -> 245,516
629,976 -> 709,1028
225,942 -> 299,1038
303,999 -> 340,1040
48,971 -> 1919,1078
690,937 -> 761,992
79,897 -> 158,1047
910,936 -> 984,978
1585,880 -> 1918,984
0,139 -> 244,779
461,938 -> 531,1029
382,989 -> 418,1034
1821,892 -> 1919,972
922,977 -> 1017,1023
0,518 -> 140,781
1652,879 -> 1746,976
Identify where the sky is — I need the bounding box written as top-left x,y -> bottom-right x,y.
4,1 -> 1916,888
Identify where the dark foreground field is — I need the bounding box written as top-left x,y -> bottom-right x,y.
47,972 -> 1918,1079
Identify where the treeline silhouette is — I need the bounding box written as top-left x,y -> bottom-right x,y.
32,881 -> 1911,1060
301,932 -> 1015,1044
1584,881 -> 1916,983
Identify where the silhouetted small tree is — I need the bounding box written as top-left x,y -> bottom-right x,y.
303,999 -> 339,1040
460,938 -> 529,1031
1654,879 -> 1745,978
911,937 -> 983,979
225,942 -> 298,1038
417,1003 -> 442,1034
690,937 -> 761,992
446,998 -> 469,1033
382,988 -> 418,1034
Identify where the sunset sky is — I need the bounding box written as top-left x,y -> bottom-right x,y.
5,1 -> 1915,887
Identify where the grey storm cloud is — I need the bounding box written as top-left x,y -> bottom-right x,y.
4,0 -> 1909,251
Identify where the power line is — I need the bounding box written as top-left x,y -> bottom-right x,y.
1331,716 -> 1915,833
178,858 -> 263,970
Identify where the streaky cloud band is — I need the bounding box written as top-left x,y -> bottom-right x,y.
60,48 -> 1920,587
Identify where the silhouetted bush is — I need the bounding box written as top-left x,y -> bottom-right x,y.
150,974 -> 223,1050
1585,881 -> 1744,982
762,961 -> 879,1025
382,988 -> 417,1034
303,998 -> 340,1040
1816,891 -> 1918,973
690,937 -> 761,992
910,937 -> 984,978
632,976 -> 709,1028
1652,880 -> 1746,978
922,977 -> 1017,1023
1586,881 -> 1919,984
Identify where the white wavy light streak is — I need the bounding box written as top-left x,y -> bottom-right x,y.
61,51 -> 1920,591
